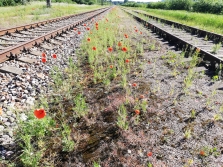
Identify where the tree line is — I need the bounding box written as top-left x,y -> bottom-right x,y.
123,0 -> 223,15
0,0 -> 102,6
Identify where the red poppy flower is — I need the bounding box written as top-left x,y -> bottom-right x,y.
78,31 -> 81,35
83,24 -> 86,26
108,47 -> 113,52
135,109 -> 140,115
124,34 -> 128,38
140,32 -> 142,34
42,57 -> 46,63
110,65 -> 113,69
200,150 -> 205,156
139,95 -> 144,99
132,83 -> 137,87
135,29 -> 138,32
125,59 -> 130,63
73,28 -> 77,31
42,52 -> 46,57
52,54 -> 57,59
122,47 -> 127,52
118,42 -> 122,47
87,38 -> 91,42
86,27 -> 90,31
147,152 -> 152,157
92,46 -> 96,51
96,27 -> 99,30
34,109 -> 46,119
95,22 -> 98,26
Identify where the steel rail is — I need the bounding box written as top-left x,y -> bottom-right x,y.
0,7 -> 107,36
123,9 -> 223,67
0,8 -> 110,63
132,10 -> 223,44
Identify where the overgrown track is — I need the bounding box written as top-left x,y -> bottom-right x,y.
123,9 -> 223,70
0,7 -> 109,63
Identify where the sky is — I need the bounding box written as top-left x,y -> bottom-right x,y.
113,0 -> 161,2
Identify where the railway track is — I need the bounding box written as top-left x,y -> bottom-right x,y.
123,8 -> 223,71
0,7 -> 111,158
0,7 -> 108,64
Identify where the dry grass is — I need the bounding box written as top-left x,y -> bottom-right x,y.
0,2 -> 102,29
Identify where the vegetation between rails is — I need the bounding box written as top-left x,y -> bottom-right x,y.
0,2 -> 103,29
2,7 -> 152,166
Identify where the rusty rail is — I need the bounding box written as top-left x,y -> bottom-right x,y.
0,7 -> 110,63
133,10 -> 223,44
123,9 -> 223,68
0,7 -> 107,36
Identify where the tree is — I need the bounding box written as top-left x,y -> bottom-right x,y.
46,0 -> 51,7
124,0 -> 128,3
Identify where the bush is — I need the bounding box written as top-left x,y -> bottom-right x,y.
88,1 -> 94,5
166,0 -> 192,11
2,0 -> 16,6
193,1 -> 223,14
147,2 -> 167,9
193,1 -> 212,13
146,0 -> 223,15
122,2 -> 146,8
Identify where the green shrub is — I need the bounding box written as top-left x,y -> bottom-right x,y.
193,1 -> 223,14
146,0 -> 223,15
167,0 -> 193,11
2,0 -> 16,6
147,2 -> 167,9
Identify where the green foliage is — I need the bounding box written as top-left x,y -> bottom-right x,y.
147,2 -> 167,9
0,0 -> 16,6
117,104 -> 129,130
0,0 -> 97,7
147,0 -> 193,10
146,0 -> 223,15
193,0 -> 223,14
122,2 -> 147,8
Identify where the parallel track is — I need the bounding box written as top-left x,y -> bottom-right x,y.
123,8 -> 223,69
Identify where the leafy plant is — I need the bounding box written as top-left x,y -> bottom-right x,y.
73,94 -> 88,117
93,161 -> 101,167
191,109 -> 196,118
184,129 -> 192,139
147,162 -> 153,167
117,104 -> 129,130
212,42 -> 222,54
